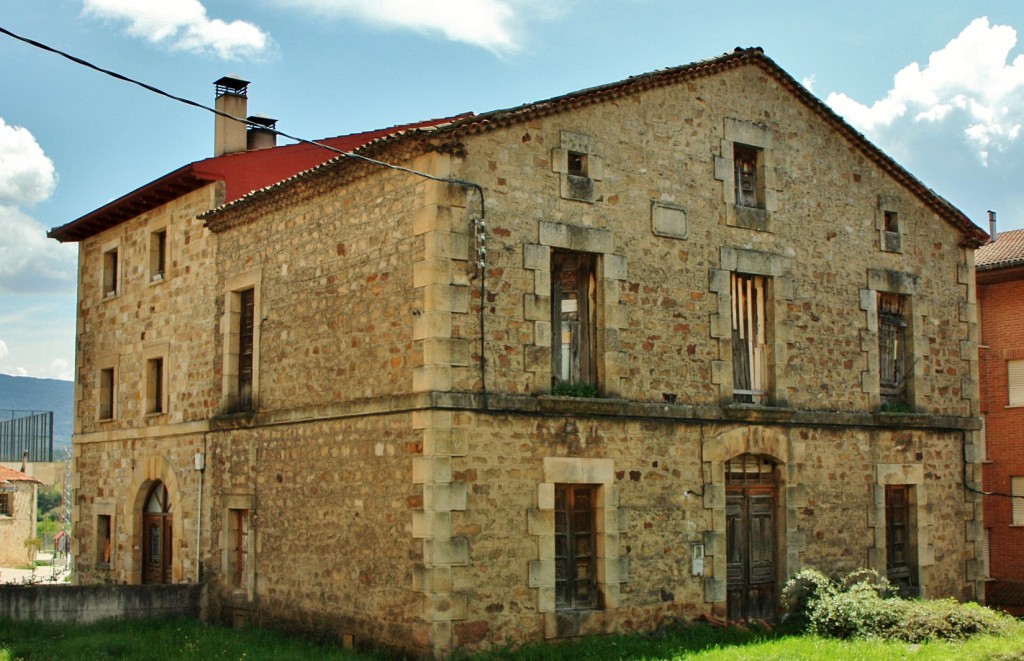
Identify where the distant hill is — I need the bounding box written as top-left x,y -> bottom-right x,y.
0,374 -> 74,455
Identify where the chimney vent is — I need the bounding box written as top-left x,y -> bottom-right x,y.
988,210 -> 997,242
214,74 -> 250,156
247,114 -> 278,151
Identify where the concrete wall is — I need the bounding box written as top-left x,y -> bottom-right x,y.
0,583 -> 200,622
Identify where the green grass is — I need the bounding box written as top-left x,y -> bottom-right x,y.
0,616 -> 1022,660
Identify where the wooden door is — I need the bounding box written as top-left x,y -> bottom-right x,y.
142,482 -> 173,584
725,454 -> 777,621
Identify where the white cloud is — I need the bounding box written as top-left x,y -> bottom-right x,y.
272,0 -> 561,54
0,119 -> 57,206
82,0 -> 270,60
49,359 -> 73,381
0,340 -> 8,360
826,17 -> 1024,166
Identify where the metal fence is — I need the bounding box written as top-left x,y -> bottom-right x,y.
0,410 -> 53,463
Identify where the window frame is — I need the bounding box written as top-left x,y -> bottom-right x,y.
551,251 -> 598,390
102,246 -> 120,299
98,366 -> 115,421
733,144 -> 762,209
145,356 -> 165,415
97,514 -> 112,566
878,292 -> 909,408
229,508 -> 250,590
149,228 -> 168,283
1012,476 -> 1024,526
731,272 -> 769,404
0,493 -> 11,517
221,270 -> 262,415
554,484 -> 601,611
1009,360 -> 1024,407
884,484 -> 917,593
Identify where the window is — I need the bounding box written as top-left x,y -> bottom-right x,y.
97,514 -> 112,565
552,252 -> 597,389
99,367 -> 115,420
102,247 -> 119,298
150,229 -> 167,282
884,211 -> 899,233
978,416 -> 987,462
0,493 -> 10,516
734,145 -> 761,209
885,485 -> 917,593
731,273 -> 768,404
555,484 -> 600,610
1013,477 -> 1024,526
878,292 -> 909,407
237,288 -> 255,411
146,357 -> 165,415
567,151 -> 587,177
983,528 -> 991,579
1009,360 -> 1024,407
229,509 -> 251,589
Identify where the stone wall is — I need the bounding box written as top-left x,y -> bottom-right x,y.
0,482 -> 37,567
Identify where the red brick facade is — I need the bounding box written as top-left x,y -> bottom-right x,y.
977,229 -> 1024,614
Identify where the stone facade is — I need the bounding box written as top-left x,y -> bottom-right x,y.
0,466 -> 42,567
57,49 -> 987,656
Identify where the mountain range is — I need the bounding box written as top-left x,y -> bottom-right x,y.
0,374 -> 74,455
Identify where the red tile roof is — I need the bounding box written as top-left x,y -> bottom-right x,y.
0,465 -> 41,484
976,228 -> 1024,270
203,48 -> 988,247
47,114 -> 472,243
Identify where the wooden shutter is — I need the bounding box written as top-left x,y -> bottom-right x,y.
1012,477 -> 1024,526
1009,360 -> 1024,406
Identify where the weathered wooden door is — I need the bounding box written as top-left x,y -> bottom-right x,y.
726,455 -> 777,621
142,482 -> 173,584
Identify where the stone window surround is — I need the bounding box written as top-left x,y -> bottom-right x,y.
142,343 -> 170,418
220,269 -> 262,413
523,221 -> 628,396
222,493 -> 256,600
859,269 -> 923,411
96,352 -> 120,422
148,222 -> 170,284
709,247 -> 793,406
94,500 -> 116,567
100,238 -> 121,300
551,131 -> 604,204
876,194 -> 907,254
699,425 -> 804,614
528,457 -> 628,639
714,118 -> 778,231
869,464 -> 935,596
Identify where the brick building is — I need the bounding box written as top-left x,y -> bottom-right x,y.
50,48 -> 988,656
977,224 -> 1024,615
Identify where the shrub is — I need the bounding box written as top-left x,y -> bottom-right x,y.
550,382 -> 599,398
782,567 -> 1013,642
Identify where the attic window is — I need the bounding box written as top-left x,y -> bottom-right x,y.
884,211 -> 899,232
567,151 -> 587,177
734,145 -> 761,209
102,247 -> 119,298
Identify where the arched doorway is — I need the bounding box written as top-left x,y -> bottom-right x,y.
142,481 -> 173,584
725,453 -> 777,621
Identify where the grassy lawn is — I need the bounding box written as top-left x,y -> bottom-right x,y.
0,616 -> 1022,660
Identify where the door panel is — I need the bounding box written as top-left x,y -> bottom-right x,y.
726,486 -> 776,621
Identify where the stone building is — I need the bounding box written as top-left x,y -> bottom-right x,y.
976,223 -> 1024,615
0,465 -> 42,567
50,48 -> 988,656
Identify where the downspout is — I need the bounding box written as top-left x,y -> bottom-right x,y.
195,436 -> 207,582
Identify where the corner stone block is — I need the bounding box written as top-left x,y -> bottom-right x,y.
424,482 -> 468,511
604,254 -> 628,281
704,578 -> 726,603
423,593 -> 468,622
539,221 -> 569,248
538,588 -> 556,615
703,484 -> 725,509
412,510 -> 452,539
413,258 -> 454,288
534,321 -> 552,348
525,345 -> 551,373
423,537 -> 469,565
529,559 -> 554,588
523,243 -> 550,271
786,484 -> 807,508
524,294 -> 551,321
786,529 -> 807,553
413,311 -> 453,341
538,482 -> 555,509
703,530 -> 725,556
424,284 -> 469,314
713,156 -> 731,181
528,508 -> 554,535
413,365 -> 453,392
412,456 -> 453,484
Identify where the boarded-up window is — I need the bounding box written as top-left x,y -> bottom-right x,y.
555,484 -> 600,611
732,273 -> 768,404
230,509 -> 250,589
879,292 -> 909,407
1009,360 -> 1024,407
885,484 -> 916,593
237,288 -> 255,411
1013,477 -> 1024,526
734,145 -> 761,208
552,252 -> 597,389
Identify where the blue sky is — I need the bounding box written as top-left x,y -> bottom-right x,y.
2,1 -> 1024,380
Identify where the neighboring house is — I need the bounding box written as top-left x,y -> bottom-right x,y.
976,224 -> 1024,616
0,465 -> 42,567
49,48 -> 989,657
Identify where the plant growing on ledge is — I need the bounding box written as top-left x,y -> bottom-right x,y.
551,382 -> 599,398
879,402 -> 914,414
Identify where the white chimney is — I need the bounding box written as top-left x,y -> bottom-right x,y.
214,75 -> 250,156
989,210 -> 997,242
247,114 -> 278,151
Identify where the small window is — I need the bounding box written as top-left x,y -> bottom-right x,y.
734,145 -> 761,209
1013,477 -> 1024,526
146,357 -> 165,415
567,151 -> 587,177
150,229 -> 167,282
878,292 -> 909,408
237,288 -> 255,411
552,252 -> 597,390
97,514 -> 112,565
99,367 -> 115,420
885,484 -> 917,593
555,484 -> 601,611
731,273 -> 769,404
884,211 -> 899,233
102,248 -> 119,298
0,493 -> 10,516
978,416 -> 987,461
983,528 -> 991,578
1009,360 -> 1024,407
229,509 -> 251,589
